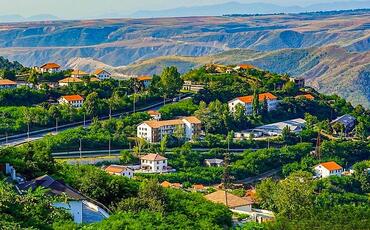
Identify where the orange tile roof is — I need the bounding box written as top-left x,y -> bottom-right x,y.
161,181 -> 171,188
61,95 -> 84,102
0,79 -> 16,85
205,190 -> 253,208
93,69 -> 111,75
105,165 -> 130,174
147,110 -> 161,116
171,183 -> 182,188
237,93 -> 277,104
58,77 -> 83,83
137,76 -> 152,81
90,77 -> 101,82
193,184 -> 205,190
71,70 -> 88,76
142,116 -> 201,128
319,161 -> 343,171
140,153 -> 167,161
40,63 -> 60,69
183,116 -> 201,124
295,94 -> 314,100
238,64 -> 256,70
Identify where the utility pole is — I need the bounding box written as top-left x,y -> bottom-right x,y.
55,118 -> 58,133
267,137 -> 270,149
222,151 -> 231,208
108,137 -> 111,157
315,131 -> 321,160
79,138 -> 82,158
27,122 -> 30,141
83,113 -> 86,128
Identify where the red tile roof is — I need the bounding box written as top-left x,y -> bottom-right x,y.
237,93 -> 277,104
61,95 -> 84,102
140,154 -> 167,161
319,161 -> 343,171
161,181 -> 171,188
238,64 -> 256,70
58,77 -> 83,83
71,70 -> 88,76
0,79 -> 16,85
137,76 -> 152,81
193,184 -> 205,190
40,63 -> 60,69
147,110 -> 160,116
105,165 -> 130,174
93,69 -> 111,75
295,94 -> 315,100
205,190 -> 254,208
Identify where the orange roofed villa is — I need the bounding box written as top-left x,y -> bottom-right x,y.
92,69 -> 111,80
58,95 -> 84,108
228,92 -> 278,115
39,63 -> 61,73
137,116 -> 201,143
137,76 -> 152,88
0,79 -> 17,89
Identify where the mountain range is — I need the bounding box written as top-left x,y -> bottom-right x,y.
0,9 -> 368,107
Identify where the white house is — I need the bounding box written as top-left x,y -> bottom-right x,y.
93,69 -> 111,80
0,79 -> 17,89
228,92 -> 278,115
137,76 -> 152,88
254,118 -> 306,136
58,95 -> 84,108
71,70 -> 89,78
39,63 -> 61,73
137,116 -> 201,143
314,161 -> 343,178
104,165 -> 134,178
17,175 -> 109,224
140,154 -> 169,173
147,110 -> 161,120
204,159 -> 224,167
205,190 -> 254,212
58,77 -> 83,87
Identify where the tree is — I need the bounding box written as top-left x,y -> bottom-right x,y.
261,96 -> 268,116
27,69 -> 39,87
252,89 -> 259,117
83,92 -> 100,116
159,66 -> 183,100
0,69 -> 16,80
159,134 -> 168,155
355,122 -> 366,140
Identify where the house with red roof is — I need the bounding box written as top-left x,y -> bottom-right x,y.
104,165 -> 134,178
93,69 -> 111,80
40,63 -> 61,73
58,95 -> 84,108
228,92 -> 278,115
314,161 -> 343,178
137,76 -> 152,88
0,79 -> 17,89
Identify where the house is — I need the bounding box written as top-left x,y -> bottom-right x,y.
314,161 -> 343,178
331,114 -> 356,134
204,159 -> 224,167
192,184 -> 205,192
253,118 -> 306,136
58,95 -> 84,108
182,80 -> 205,92
0,79 -> 17,89
17,175 -> 109,224
104,165 -> 134,178
137,76 -> 152,88
295,94 -> 314,100
147,110 -> 161,120
71,70 -> 89,78
40,63 -> 61,73
137,116 -> 201,143
160,181 -> 183,189
228,93 -> 278,115
205,190 -> 254,212
140,154 -> 170,173
58,77 -> 83,86
90,77 -> 101,83
93,69 -> 111,80
289,77 -> 305,88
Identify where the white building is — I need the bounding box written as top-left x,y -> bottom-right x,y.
204,159 -> 224,167
137,116 -> 201,143
93,69 -> 111,80
17,175 -> 109,224
228,92 -> 278,115
314,161 -> 343,178
147,110 -> 161,120
140,154 -> 169,173
0,79 -> 17,89
39,63 -> 61,73
254,118 -> 306,136
58,95 -> 84,108
104,165 -> 134,178
71,70 -> 89,78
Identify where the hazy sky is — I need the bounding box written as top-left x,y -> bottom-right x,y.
0,0 -> 354,18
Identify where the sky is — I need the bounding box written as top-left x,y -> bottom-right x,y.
0,0 -> 355,19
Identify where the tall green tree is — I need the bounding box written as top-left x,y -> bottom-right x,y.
159,66 -> 183,100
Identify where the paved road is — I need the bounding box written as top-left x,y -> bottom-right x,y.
0,95 -> 189,148
52,148 -> 254,159
236,168 -> 281,184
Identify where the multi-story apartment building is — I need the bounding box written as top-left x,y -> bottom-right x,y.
228,92 -> 278,115
137,116 -> 201,143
